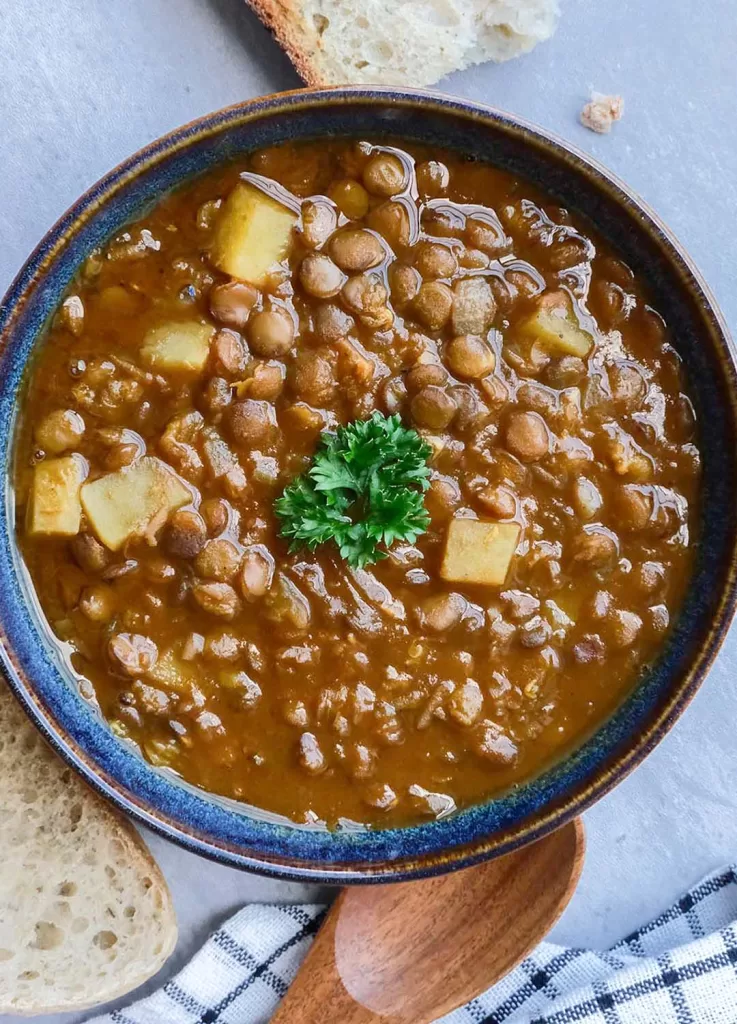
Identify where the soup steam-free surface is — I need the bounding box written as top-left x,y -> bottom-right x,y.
16,140 -> 700,827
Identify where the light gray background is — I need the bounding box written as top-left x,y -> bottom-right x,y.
1,1 -> 737,1020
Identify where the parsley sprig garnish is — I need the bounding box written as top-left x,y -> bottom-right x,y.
275,412 -> 432,568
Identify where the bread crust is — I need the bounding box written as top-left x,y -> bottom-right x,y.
247,0 -> 326,85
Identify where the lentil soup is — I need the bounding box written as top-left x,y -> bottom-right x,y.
15,140 -> 700,828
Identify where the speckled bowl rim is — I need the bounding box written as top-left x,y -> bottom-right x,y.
1,86 -> 736,883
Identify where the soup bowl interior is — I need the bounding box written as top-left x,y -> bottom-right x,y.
1,87 -> 736,882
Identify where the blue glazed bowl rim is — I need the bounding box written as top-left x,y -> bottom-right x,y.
1,85 -> 736,882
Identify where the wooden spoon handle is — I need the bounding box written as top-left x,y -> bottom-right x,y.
272,909 -> 377,1024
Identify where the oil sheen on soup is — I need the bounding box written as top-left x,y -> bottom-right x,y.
16,140 -> 700,828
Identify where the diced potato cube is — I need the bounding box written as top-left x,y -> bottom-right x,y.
210,182 -> 297,285
440,519 -> 521,586
141,321 -> 214,374
28,455 -> 86,536
146,649 -> 197,695
518,291 -> 594,358
81,456 -> 190,551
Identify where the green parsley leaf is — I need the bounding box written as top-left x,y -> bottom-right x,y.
274,412 -> 432,567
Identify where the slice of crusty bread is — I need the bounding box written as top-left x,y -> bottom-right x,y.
0,684 -> 177,1016
249,0 -> 560,88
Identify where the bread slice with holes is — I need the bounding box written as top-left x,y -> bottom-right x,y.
0,684 -> 177,1016
248,0 -> 560,87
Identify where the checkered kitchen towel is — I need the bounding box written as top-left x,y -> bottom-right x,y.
91,866 -> 737,1024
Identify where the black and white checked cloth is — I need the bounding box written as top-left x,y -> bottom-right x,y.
90,866 -> 737,1024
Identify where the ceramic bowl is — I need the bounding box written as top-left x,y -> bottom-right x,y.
2,87 -> 736,882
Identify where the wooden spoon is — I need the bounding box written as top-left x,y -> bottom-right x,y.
272,818 -> 585,1023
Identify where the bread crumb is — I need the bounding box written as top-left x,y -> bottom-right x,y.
580,92 -> 624,134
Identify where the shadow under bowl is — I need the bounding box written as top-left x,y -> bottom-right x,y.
1,87 -> 736,882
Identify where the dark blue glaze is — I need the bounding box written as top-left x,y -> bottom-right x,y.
1,88 -> 736,881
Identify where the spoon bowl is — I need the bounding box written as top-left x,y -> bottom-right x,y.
272,818 -> 585,1023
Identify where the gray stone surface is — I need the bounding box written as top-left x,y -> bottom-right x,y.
2,0 -> 737,1019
